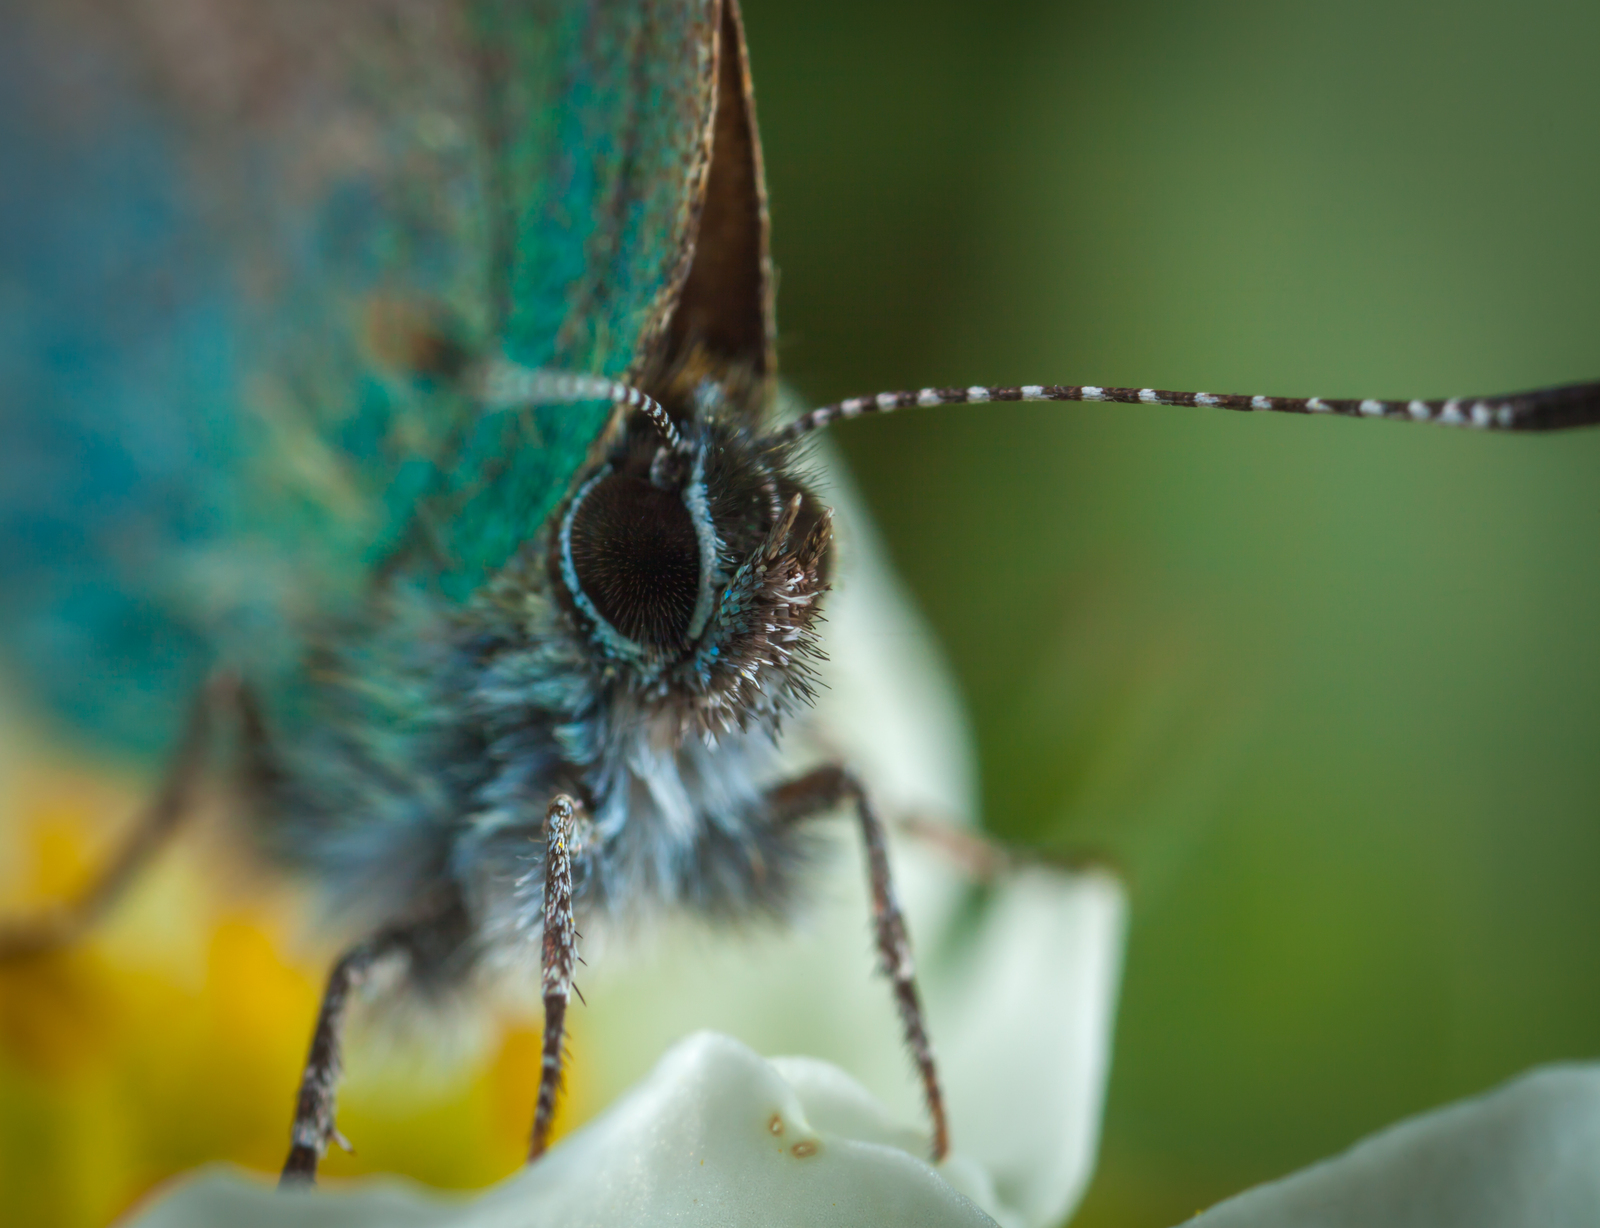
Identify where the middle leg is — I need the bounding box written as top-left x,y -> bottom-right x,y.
765,764 -> 950,1162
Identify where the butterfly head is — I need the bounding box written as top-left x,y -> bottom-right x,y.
548,377 -> 833,739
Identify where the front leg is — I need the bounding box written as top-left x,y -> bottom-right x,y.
766,765 -> 950,1163
279,929 -> 408,1186
529,793 -> 588,1161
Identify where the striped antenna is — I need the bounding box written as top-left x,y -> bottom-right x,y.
480,362 -> 682,451
775,378 -> 1600,441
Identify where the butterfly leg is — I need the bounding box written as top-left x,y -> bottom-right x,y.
765,765 -> 950,1163
0,672 -> 241,961
894,812 -> 1120,884
529,793 -> 589,1162
279,928 -> 409,1186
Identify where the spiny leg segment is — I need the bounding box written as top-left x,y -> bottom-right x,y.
529,793 -> 587,1161
775,378 -> 1600,439
893,811 -> 1119,884
279,929 -> 409,1186
765,765 -> 950,1163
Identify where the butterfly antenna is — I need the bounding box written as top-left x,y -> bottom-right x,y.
774,377 -> 1600,441
481,362 -> 683,450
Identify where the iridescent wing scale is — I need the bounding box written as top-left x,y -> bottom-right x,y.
0,0 -> 728,753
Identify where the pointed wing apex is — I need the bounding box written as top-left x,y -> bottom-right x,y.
659,0 -> 777,383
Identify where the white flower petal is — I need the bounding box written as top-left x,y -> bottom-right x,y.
931,868 -> 1124,1228
125,1033 -> 998,1228
576,862 -> 1122,1227
1186,1064 -> 1600,1227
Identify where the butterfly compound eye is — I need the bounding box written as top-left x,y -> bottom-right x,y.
566,473 -> 701,649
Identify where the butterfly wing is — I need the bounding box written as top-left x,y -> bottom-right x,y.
0,0 -> 721,753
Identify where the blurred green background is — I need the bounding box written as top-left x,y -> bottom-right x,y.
739,0 -> 1600,1224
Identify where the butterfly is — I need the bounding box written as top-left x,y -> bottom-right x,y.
2,0 -> 1597,1194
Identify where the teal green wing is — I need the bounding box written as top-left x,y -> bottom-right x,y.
350,0 -> 727,595
0,0 -> 720,752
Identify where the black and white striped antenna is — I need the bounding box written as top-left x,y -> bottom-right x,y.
773,378 -> 1600,441
480,361 -> 684,451
484,360 -> 1600,445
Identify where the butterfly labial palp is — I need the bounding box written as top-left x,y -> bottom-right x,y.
2,0 -> 1599,1200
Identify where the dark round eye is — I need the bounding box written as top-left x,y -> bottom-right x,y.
567,473 -> 700,649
